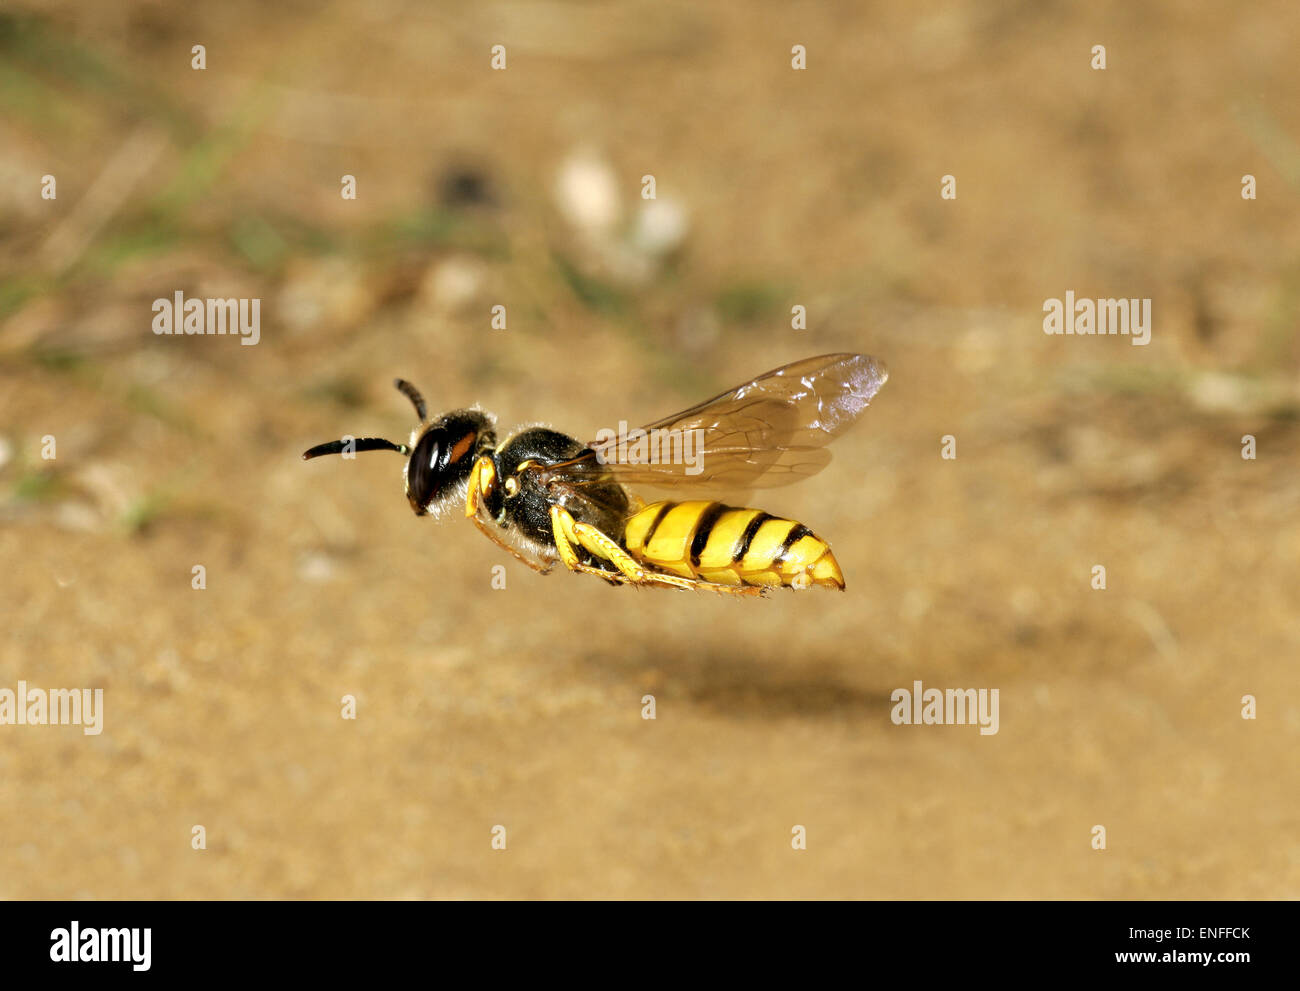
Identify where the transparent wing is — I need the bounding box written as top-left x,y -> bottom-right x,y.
552,353 -> 887,493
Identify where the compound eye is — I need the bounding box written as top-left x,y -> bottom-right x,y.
504,475 -> 520,497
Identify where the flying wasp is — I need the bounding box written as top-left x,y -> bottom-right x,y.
302,353 -> 887,596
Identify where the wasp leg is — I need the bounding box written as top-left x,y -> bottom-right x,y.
465,455 -> 495,519
547,517 -> 622,587
549,505 -> 615,577
567,516 -> 680,585
465,455 -> 554,574
550,506 -> 763,596
471,514 -> 555,574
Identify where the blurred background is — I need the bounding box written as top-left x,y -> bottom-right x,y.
1,0 -> 1297,898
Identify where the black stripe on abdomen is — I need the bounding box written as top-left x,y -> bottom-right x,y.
780,524 -> 814,557
640,502 -> 672,547
689,502 -> 728,566
732,512 -> 773,563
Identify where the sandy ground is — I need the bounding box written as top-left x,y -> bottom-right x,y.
1,0 -> 1297,898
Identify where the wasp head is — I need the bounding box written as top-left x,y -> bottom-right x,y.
403,407 -> 496,517
302,379 -> 496,519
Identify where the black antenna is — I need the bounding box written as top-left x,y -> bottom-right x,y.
302,437 -> 410,461
394,379 -> 427,421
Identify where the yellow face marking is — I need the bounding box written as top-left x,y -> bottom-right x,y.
504,475 -> 519,497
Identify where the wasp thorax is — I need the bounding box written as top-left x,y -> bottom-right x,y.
404,409 -> 496,516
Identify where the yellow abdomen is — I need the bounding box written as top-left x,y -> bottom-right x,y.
623,500 -> 845,590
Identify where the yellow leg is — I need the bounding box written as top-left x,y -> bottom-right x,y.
465,456 -> 496,518
570,518 -> 675,584
549,506 -> 763,596
464,455 -> 553,574
550,504 -> 587,570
